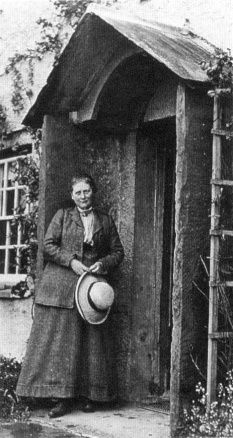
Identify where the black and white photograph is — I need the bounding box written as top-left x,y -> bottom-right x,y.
0,1 -> 232,437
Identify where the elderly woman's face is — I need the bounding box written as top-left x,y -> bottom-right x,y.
71,181 -> 93,210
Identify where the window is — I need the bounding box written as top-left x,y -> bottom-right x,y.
0,156 -> 28,283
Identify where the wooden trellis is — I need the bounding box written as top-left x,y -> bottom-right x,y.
207,90 -> 233,406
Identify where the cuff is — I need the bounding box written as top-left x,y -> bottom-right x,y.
69,254 -> 77,267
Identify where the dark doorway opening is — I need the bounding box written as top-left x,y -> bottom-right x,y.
132,117 -> 175,402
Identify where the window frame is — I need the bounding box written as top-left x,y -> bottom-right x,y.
0,155 -> 29,284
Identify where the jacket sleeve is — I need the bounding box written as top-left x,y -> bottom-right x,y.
98,215 -> 124,272
43,209 -> 75,267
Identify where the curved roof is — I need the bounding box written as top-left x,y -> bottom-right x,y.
90,5 -> 215,81
23,5 -> 215,127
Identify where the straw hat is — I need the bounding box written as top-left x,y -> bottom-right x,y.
75,272 -> 114,325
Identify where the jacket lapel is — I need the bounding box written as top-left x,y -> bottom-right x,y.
69,207 -> 84,228
69,207 -> 103,236
92,209 -> 103,237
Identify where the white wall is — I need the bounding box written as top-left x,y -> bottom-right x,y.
0,298 -> 33,361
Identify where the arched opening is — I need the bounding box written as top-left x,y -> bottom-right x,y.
95,53 -> 165,131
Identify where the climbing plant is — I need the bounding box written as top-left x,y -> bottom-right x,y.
201,50 -> 233,137
5,0 -> 119,113
201,50 -> 233,93
11,129 -> 41,277
0,105 -> 9,149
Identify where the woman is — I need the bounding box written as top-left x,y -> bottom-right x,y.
16,173 -> 124,418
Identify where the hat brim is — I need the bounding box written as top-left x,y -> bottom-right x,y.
75,272 -> 112,325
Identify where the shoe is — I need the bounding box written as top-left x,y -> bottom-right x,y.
20,397 -> 37,411
24,397 -> 51,411
82,400 -> 95,413
49,400 -> 71,418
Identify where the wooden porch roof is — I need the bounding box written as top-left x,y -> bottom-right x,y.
23,5 -> 215,128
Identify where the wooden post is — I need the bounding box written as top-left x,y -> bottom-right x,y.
207,95 -> 222,406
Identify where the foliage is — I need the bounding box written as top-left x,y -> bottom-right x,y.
53,0 -> 118,24
53,0 -> 92,26
5,0 -> 119,113
191,255 -> 233,383
201,50 -> 233,92
11,129 -> 41,276
0,104 -> 7,131
0,104 -> 9,149
0,356 -> 30,422
11,279 -> 34,299
13,152 -> 40,204
5,52 -> 37,114
182,372 -> 233,437
201,51 -> 233,134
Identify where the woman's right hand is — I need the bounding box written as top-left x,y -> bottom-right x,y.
70,259 -> 89,275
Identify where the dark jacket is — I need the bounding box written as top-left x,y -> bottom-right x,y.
35,207 -> 124,309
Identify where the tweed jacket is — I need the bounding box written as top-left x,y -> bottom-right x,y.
35,207 -> 124,309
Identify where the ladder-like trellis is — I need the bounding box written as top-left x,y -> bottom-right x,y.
207,90 -> 233,406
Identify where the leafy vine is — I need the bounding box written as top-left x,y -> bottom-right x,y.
201,50 -> 233,136
11,129 -> 41,276
5,0 -> 119,114
201,50 -> 233,93
0,105 -> 9,149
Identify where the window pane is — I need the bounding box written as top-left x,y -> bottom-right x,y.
21,230 -> 28,245
7,162 -> 16,188
9,248 -> 17,274
10,221 -> 18,245
0,249 -> 5,273
18,247 -> 28,274
18,188 -> 27,213
0,165 -> 4,216
0,221 -> 6,245
0,164 -> 4,188
6,190 -> 14,216
0,190 -> 3,216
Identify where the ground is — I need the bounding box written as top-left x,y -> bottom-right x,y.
28,405 -> 170,438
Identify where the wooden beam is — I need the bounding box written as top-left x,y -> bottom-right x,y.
210,229 -> 233,237
207,95 -> 222,407
211,179 -> 233,186
209,332 -> 233,339
208,88 -> 232,97
170,83 -> 186,438
225,281 -> 233,287
211,129 -> 233,138
209,280 -> 233,287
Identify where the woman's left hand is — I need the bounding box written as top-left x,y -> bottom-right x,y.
89,262 -> 103,274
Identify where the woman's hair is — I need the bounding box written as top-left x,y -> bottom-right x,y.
70,173 -> 97,193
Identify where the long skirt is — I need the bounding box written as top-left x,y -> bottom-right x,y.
16,304 -> 116,401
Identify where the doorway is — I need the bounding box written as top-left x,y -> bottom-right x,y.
131,117 -> 176,401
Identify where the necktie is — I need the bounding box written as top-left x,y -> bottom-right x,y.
79,207 -> 93,217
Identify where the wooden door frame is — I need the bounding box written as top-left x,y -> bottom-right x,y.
130,118 -> 175,401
